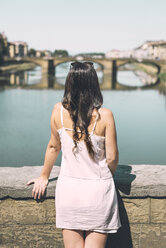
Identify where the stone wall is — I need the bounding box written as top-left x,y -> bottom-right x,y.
0,164 -> 166,248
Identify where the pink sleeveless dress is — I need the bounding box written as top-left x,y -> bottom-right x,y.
55,105 -> 121,233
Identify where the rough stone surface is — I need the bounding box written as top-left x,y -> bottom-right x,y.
160,224 -> 166,248
123,198 -> 150,223
45,199 -> 56,223
139,224 -> 161,248
151,199 -> 166,223
114,164 -> 166,197
0,165 -> 60,198
1,198 -> 166,247
130,224 -> 141,248
1,164 -> 166,198
0,199 -> 55,225
0,225 -> 64,248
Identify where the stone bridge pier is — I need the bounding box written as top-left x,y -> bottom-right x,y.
42,59 -> 55,74
96,59 -> 117,90
41,59 -> 55,88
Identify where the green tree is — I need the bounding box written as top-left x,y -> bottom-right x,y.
28,48 -> 36,57
53,50 -> 69,57
41,51 -> 45,57
75,52 -> 105,58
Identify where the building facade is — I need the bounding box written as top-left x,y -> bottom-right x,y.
0,32 -> 8,60
106,40 -> 166,60
8,42 -> 16,58
13,41 -> 28,57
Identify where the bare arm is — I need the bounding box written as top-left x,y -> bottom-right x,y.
105,109 -> 119,176
40,104 -> 61,179
27,103 -> 61,199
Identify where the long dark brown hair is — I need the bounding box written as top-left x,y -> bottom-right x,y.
62,61 -> 103,160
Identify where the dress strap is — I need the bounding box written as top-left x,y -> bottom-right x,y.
61,105 -> 81,132
91,109 -> 100,134
60,105 -> 64,127
65,127 -> 79,132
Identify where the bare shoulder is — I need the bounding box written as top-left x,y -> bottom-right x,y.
50,102 -> 62,129
99,107 -> 114,121
52,102 -> 62,114
51,102 -> 61,121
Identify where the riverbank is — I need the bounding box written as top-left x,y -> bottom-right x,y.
0,62 -> 36,73
118,62 -> 159,75
0,164 -> 166,248
132,62 -> 159,76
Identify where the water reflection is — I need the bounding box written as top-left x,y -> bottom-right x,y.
0,61 -> 166,96
10,71 -> 28,85
117,63 -> 158,87
27,66 -> 42,85
0,66 -> 42,86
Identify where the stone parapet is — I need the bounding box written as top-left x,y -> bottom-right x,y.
0,164 -> 166,248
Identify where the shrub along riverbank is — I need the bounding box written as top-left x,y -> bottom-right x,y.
159,72 -> 166,82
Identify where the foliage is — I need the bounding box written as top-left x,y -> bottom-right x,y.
159,72 -> 166,82
28,48 -> 36,57
53,50 -> 69,57
40,52 -> 45,57
75,52 -> 105,57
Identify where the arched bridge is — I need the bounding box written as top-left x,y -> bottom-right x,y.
21,57 -> 162,89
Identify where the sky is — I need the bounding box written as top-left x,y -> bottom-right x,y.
0,0 -> 166,55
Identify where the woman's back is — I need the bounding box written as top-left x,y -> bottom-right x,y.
55,103 -> 113,180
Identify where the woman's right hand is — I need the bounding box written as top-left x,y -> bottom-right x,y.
27,176 -> 48,199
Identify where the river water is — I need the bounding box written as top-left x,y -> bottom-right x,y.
0,62 -> 166,167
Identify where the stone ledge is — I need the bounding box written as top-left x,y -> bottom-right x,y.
114,164 -> 166,197
0,166 -> 60,199
0,164 -> 166,199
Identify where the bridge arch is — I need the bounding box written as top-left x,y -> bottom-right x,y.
116,58 -> 161,89
117,58 -> 160,73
